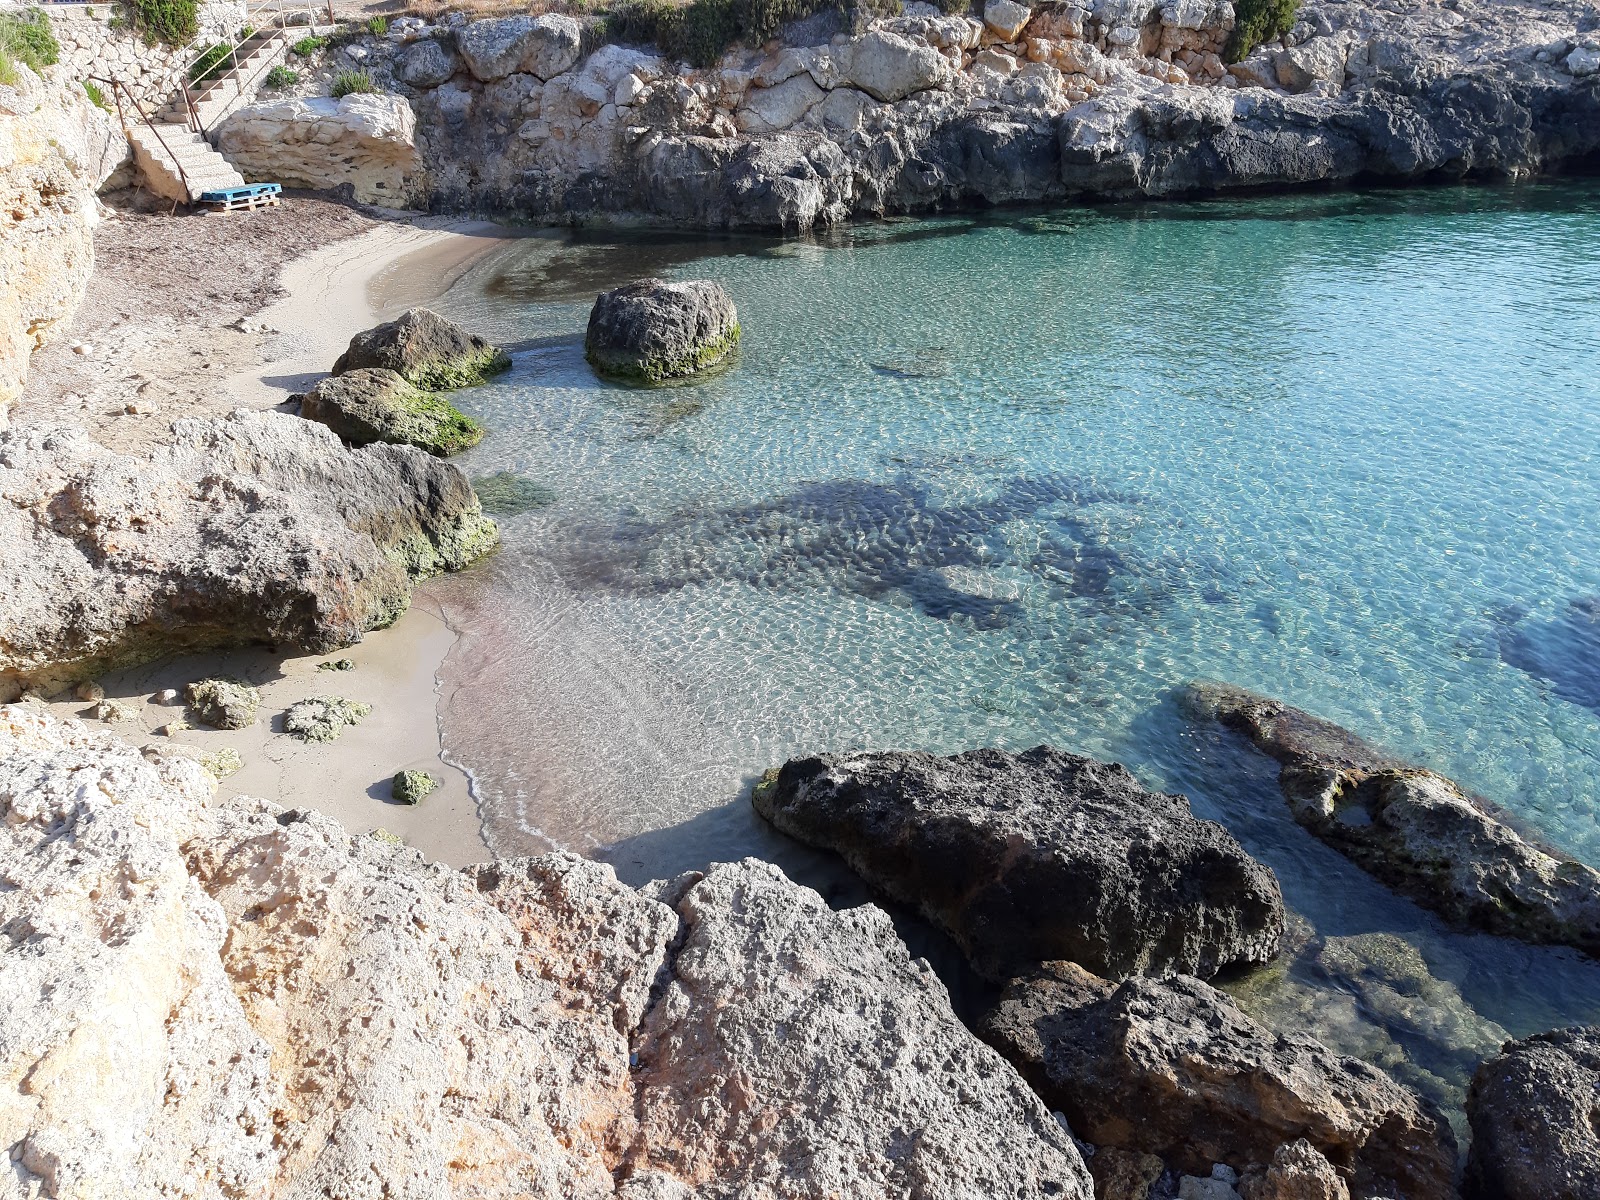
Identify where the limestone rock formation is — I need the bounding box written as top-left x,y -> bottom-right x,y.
1181,680 -> 1600,956
1240,1141 -> 1351,1200
0,706 -> 1095,1199
0,411 -> 498,699
982,962 -> 1457,1200
332,306 -> 511,391
1466,1025 -> 1600,1200
456,14 -> 582,83
217,93 -> 420,206
585,279 -> 742,383
753,746 -> 1285,982
282,695 -> 371,742
0,63 -> 125,408
185,677 -> 261,730
298,366 -> 486,455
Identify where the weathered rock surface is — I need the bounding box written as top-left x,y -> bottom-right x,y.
585,279 -> 741,383
982,962 -> 1457,1200
331,306 -> 510,391
1181,680 -> 1600,956
753,746 -> 1285,982
456,13 -> 581,83
282,695 -> 371,742
1466,1025 -> 1600,1200
218,93 -> 420,206
0,706 -> 1095,1198
297,366 -> 485,455
1240,1140 -> 1351,1200
0,63 -> 125,408
184,677 -> 261,730
0,411 -> 498,700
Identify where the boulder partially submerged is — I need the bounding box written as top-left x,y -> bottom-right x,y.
585,279 -> 741,384
0,412 -> 498,700
298,367 -> 485,456
331,307 -> 510,391
753,746 -> 1285,981
1180,681 -> 1600,957
1466,1025 -> 1600,1200
981,962 -> 1458,1200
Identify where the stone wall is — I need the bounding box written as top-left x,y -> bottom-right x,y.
48,0 -> 248,112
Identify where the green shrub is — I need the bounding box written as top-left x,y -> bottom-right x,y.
606,0 -> 850,68
1225,0 -> 1298,61
83,78 -> 110,108
0,8 -> 60,74
125,0 -> 199,45
366,15 -> 388,35
291,33 -> 329,56
264,63 -> 298,88
188,41 -> 231,82
330,68 -> 375,97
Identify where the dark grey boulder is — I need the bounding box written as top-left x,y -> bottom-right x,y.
752,746 -> 1285,982
1180,680 -> 1600,957
981,962 -> 1458,1200
584,279 -> 740,384
298,368 -> 484,457
1467,1025 -> 1600,1200
331,308 -> 510,391
394,38 -> 461,90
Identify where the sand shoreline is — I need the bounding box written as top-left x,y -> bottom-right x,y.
41,211 -> 516,868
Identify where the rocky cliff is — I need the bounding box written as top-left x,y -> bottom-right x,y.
222,0 -> 1600,229
0,62 -> 124,410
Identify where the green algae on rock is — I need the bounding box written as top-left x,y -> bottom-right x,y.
392,768 -> 439,804
332,308 -> 510,391
585,279 -> 740,384
199,747 -> 243,780
186,678 -> 261,731
317,658 -> 355,672
283,696 -> 372,743
472,471 -> 556,516
298,368 -> 485,457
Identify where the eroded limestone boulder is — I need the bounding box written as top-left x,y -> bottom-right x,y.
0,412 -> 498,700
332,307 -> 511,390
217,94 -> 420,206
1466,1025 -> 1600,1200
837,29 -> 955,102
753,746 -> 1285,982
456,13 -> 581,82
1180,681 -> 1600,957
585,279 -> 741,383
298,367 -> 485,455
981,963 -> 1457,1200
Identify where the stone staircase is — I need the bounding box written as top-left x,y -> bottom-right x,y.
122,29 -> 289,204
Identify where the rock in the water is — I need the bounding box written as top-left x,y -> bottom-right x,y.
0,412 -> 498,700
331,307 -> 510,391
185,677 -> 261,730
753,746 -> 1285,981
584,279 -> 741,383
298,367 -> 485,456
981,962 -> 1457,1200
392,768 -> 438,804
283,696 -> 372,742
1466,1025 -> 1600,1200
1241,1140 -> 1351,1200
1180,680 -> 1600,957
472,470 -> 556,515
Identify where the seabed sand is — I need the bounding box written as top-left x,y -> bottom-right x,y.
43,215 -> 515,867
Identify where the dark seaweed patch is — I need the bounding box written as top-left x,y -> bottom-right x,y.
1496,597 -> 1600,711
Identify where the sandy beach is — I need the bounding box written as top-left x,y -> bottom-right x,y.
36,204 -> 516,868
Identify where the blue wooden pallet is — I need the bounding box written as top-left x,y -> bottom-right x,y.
199,182 -> 282,211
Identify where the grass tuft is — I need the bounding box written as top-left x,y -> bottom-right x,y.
330,67 -> 376,97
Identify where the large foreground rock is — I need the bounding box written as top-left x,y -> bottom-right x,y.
982,963 -> 1457,1200
1466,1025 -> 1600,1200
298,366 -> 485,455
585,279 -> 741,383
0,411 -> 497,699
754,746 -> 1285,982
0,706 -> 1093,1198
217,93 -> 421,206
1180,681 -> 1600,956
332,306 -> 511,391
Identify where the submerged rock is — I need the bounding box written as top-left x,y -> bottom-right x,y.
1466,1025 -> 1600,1200
298,367 -> 485,456
1180,681 -> 1600,957
753,746 -> 1285,982
981,962 -> 1457,1200
0,706 -> 1093,1199
331,307 -> 510,392
283,696 -> 372,743
472,470 -> 557,515
185,678 -> 261,730
585,279 -> 741,384
391,768 -> 438,804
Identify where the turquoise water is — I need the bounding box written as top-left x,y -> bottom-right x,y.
426,184 -> 1600,1117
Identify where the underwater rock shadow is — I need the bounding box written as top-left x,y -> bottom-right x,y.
1494,596 -> 1600,713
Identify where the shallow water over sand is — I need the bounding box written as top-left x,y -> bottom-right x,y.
424,184 -> 1600,1121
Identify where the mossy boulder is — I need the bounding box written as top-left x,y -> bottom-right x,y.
284,696 -> 372,742
299,368 -> 485,457
186,677 -> 261,730
585,279 -> 740,384
392,768 -> 439,804
332,308 -> 511,391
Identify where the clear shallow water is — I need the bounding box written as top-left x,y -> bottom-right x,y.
425,184 -> 1600,1119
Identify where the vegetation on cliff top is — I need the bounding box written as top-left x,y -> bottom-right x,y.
0,8 -> 60,85
1226,0 -> 1300,61
124,0 -> 200,46
602,0 -> 904,68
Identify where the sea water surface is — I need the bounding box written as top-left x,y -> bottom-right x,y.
424,183 -> 1600,1122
